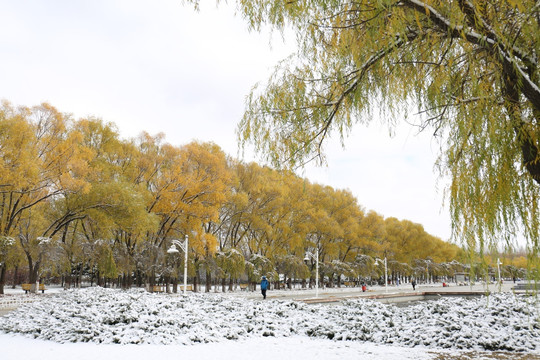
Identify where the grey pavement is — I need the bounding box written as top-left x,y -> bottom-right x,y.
244,281 -> 524,303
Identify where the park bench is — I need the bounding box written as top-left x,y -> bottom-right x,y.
513,283 -> 538,291
179,284 -> 193,292
239,283 -> 249,291
21,283 -> 47,294
152,285 -> 166,293
152,284 -> 193,292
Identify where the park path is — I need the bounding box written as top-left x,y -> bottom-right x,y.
231,281 -> 522,303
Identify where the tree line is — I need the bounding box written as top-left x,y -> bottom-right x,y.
0,101 -> 524,293
211,1 -> 540,271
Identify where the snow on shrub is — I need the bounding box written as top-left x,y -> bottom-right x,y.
0,287 -> 538,352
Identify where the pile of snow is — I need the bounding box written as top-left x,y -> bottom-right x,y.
0,287 -> 538,353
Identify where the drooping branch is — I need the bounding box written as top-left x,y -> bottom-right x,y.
402,0 -> 540,113
400,0 -> 540,185
286,29 -> 421,167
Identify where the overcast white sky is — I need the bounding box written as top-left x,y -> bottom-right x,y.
0,0 -> 451,241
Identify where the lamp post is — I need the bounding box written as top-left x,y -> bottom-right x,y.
375,257 -> 387,293
425,259 -> 432,284
497,258 -> 502,292
167,234 -> 189,295
304,249 -> 319,298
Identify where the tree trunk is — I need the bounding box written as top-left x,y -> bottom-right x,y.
149,270 -> 155,288
0,265 -> 5,295
28,262 -> 40,284
11,265 -> 18,289
78,263 -> 83,288
135,270 -> 142,287
502,63 -> 540,185
205,268 -> 211,293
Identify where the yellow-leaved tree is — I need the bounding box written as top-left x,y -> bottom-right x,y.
0,103 -> 94,292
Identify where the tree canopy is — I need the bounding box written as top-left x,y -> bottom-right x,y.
187,1 -> 540,255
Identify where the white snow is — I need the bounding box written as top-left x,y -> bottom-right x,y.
0,334 -> 442,360
0,287 -> 539,359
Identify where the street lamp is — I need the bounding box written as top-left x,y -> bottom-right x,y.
425,259 -> 432,284
167,234 -> 189,295
304,249 -> 319,298
374,257 -> 388,293
497,258 -> 502,292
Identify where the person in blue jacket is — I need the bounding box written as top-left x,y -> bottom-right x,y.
260,276 -> 269,299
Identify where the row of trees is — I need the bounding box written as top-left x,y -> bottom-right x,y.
0,101 -> 517,294
212,0 -> 540,266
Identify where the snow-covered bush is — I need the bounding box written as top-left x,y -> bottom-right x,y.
0,287 -> 538,353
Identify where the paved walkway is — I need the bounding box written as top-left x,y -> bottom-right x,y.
240,281 -> 525,303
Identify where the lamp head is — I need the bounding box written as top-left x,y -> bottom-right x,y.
167,244 -> 179,254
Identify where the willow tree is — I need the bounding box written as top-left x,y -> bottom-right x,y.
191,1 -> 540,254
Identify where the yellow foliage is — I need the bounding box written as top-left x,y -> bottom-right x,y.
217,0 -> 540,261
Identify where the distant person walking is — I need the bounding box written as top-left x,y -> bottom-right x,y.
411,279 -> 416,291
260,276 -> 269,299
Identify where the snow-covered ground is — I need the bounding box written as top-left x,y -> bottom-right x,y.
0,287 -> 539,359
0,334 -> 475,360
